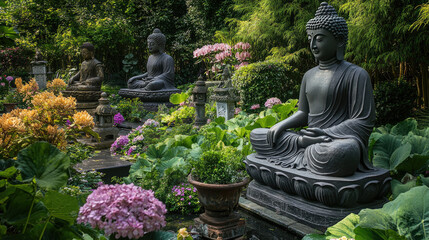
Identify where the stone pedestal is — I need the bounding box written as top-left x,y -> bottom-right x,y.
246,181 -> 387,231
244,153 -> 391,230
118,88 -> 181,112
194,217 -> 246,240
31,61 -> 48,90
62,90 -> 102,114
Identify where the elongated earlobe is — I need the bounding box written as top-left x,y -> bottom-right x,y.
336,47 -> 344,61
336,41 -> 346,61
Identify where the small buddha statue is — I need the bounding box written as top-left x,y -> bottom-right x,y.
250,2 -> 376,177
67,42 -> 104,91
127,29 -> 175,91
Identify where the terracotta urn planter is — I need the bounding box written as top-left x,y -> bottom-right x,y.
3,103 -> 18,113
188,174 -> 250,226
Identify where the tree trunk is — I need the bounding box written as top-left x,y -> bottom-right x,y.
420,63 -> 429,109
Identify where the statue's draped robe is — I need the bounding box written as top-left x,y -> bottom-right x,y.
128,53 -> 175,90
251,61 -> 375,176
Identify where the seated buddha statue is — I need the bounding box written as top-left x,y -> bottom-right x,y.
250,2 -> 375,177
127,29 -> 175,91
67,42 -> 104,91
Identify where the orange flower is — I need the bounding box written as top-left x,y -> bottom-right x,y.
73,111 -> 94,128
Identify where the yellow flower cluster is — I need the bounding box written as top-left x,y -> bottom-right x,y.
15,78 -> 39,101
32,91 -> 76,122
73,111 -> 95,129
0,91 -> 93,158
47,78 -> 67,93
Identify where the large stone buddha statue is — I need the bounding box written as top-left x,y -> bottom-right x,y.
244,2 -> 390,230
127,29 -> 175,90
119,29 -> 180,111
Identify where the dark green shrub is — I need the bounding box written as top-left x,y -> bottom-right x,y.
232,60 -> 300,110
191,147 -> 247,184
374,80 -> 417,126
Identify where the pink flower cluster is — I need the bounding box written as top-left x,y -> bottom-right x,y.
193,43 -> 231,58
143,119 -> 160,127
77,184 -> 167,239
235,51 -> 251,61
250,104 -> 260,110
193,42 -> 252,78
264,97 -> 282,109
234,42 -> 251,50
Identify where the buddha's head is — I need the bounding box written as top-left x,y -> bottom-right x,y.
306,2 -> 348,61
80,42 -> 95,61
147,28 -> 166,54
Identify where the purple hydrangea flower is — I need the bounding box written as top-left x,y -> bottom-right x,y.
6,76 -> 13,82
77,184 -> 167,239
113,113 -> 125,126
65,119 -> 71,126
127,145 -> 137,155
110,135 -> 129,154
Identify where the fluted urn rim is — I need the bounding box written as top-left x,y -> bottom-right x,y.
188,174 -> 250,190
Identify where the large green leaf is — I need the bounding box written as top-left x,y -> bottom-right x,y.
354,227 -> 406,240
372,134 -> 409,170
391,179 -> 416,199
16,142 -> 70,190
390,118 -> 418,136
382,186 -> 429,240
169,92 -> 189,104
403,133 -> 429,155
358,208 -> 396,231
3,189 -> 48,225
42,191 -> 79,224
325,213 -> 359,239
395,154 -> 429,174
255,115 -> 277,128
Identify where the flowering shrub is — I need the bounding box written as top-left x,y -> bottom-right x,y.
113,112 -> 125,126
15,77 -> 39,102
161,105 -> 195,126
46,78 -> 67,94
165,183 -> 200,215
0,91 -> 94,158
110,119 -> 162,156
0,76 -> 12,97
264,97 -> 282,109
193,42 -> 251,80
77,183 -> 167,239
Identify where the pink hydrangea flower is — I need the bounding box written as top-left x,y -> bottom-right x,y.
250,104 -> 260,110
0,82 -> 5,87
77,184 -> 167,239
234,108 -> 241,115
6,76 -> 13,82
264,97 -> 282,109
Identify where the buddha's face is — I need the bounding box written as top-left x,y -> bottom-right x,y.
81,48 -> 93,61
147,39 -> 161,54
307,29 -> 339,62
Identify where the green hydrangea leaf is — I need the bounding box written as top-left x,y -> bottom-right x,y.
42,191 -> 79,224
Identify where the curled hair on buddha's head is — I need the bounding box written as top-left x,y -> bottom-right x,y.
80,42 -> 95,52
306,2 -> 348,43
147,28 -> 166,51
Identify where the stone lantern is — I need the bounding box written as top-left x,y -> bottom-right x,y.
210,68 -> 239,121
80,92 -> 119,149
193,75 -> 207,127
31,49 -> 48,90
